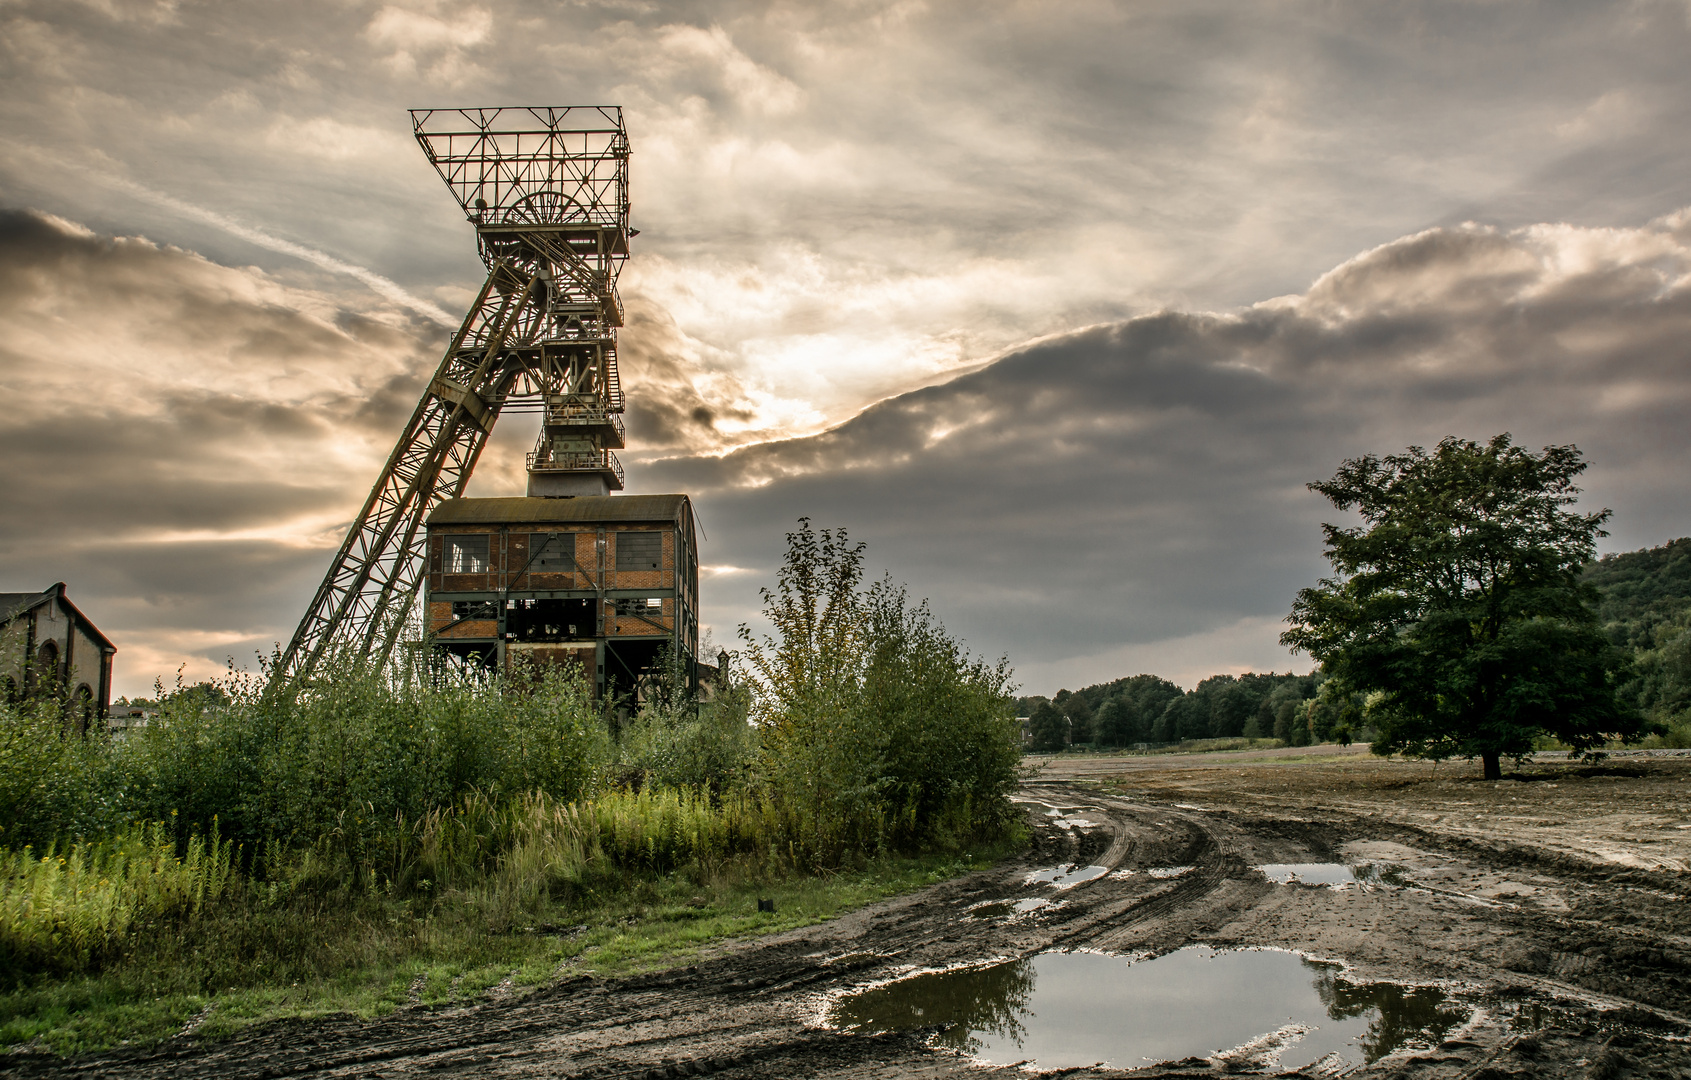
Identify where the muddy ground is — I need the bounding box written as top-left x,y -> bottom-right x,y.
10,749 -> 1690,1078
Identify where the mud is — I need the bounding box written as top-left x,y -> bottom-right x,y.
9,751 -> 1691,1078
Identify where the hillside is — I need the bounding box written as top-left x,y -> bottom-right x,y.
1584,536 -> 1691,649
1584,537 -> 1691,729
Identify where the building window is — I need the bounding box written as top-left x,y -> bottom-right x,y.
74,684 -> 94,734
615,597 -> 664,617
451,600 -> 497,621
445,534 -> 489,574
615,530 -> 662,570
529,532 -> 576,572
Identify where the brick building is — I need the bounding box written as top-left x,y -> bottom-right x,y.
424,494 -> 699,695
0,583 -> 116,730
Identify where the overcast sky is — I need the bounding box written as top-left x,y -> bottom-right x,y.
2,0 -> 1689,698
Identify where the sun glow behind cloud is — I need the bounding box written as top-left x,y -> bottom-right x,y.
3,0 -> 1691,696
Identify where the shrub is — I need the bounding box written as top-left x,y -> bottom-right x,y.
738,520 -> 1019,863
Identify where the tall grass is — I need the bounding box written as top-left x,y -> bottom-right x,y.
0,822 -> 235,975
0,520 -> 1022,1012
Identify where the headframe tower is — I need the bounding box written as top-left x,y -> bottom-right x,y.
278,107 -> 633,682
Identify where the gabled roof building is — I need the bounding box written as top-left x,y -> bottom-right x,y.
0,583 -> 116,730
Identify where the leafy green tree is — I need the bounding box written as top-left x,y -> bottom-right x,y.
1060,693 -> 1095,744
738,519 -> 1019,856
1027,701 -> 1067,752
1158,693 -> 1208,742
1094,696 -> 1131,745
1282,435 -> 1649,779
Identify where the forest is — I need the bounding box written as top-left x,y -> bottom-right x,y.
1583,536 -> 1691,742
1021,535 -> 1691,753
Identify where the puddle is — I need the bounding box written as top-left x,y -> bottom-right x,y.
1043,808 -> 1099,829
1024,864 -> 1110,888
1145,865 -> 1195,878
1258,862 -> 1407,887
968,898 -> 1050,919
830,947 -> 1469,1072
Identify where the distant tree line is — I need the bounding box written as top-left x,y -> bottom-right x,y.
1583,536 -> 1691,741
1016,669 -> 1348,752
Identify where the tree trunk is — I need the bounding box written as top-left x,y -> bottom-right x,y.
1481,751 -> 1502,781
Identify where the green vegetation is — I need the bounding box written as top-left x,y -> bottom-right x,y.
1282,434 -> 1648,780
1583,537 -> 1691,745
1024,737 -> 1287,758
738,520 -> 1021,861
0,522 -> 1021,1052
1017,670 -> 1345,751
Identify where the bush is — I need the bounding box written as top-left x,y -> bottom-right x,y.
115,657 -> 607,866
0,698 -> 127,849
618,650 -> 758,793
738,520 -> 1019,863
0,520 -> 1021,990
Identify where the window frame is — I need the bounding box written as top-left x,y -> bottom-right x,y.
528,532 -> 576,573
444,534 -> 490,574
615,530 -> 663,571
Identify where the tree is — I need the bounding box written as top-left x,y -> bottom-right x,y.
1281,434 -> 1649,780
1027,701 -> 1067,752
1094,696 -> 1131,745
1059,693 -> 1095,744
737,519 -> 1019,857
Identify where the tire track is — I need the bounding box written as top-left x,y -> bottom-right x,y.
13,781 -> 1691,1079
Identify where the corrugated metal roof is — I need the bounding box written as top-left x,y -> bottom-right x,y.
427,495 -> 690,525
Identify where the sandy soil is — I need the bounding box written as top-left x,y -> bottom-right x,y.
11,751 -> 1690,1079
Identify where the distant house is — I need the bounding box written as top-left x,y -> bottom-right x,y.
106,703 -> 156,736
0,583 -> 116,732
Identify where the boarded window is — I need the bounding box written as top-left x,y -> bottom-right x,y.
529,532 -> 576,573
445,534 -> 489,574
615,530 -> 662,570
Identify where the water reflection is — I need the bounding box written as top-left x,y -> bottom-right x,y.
831,947 -> 1470,1071
967,898 -> 1050,919
836,958 -> 1037,1058
1310,968 -> 1468,1061
1257,862 -> 1410,887
1025,864 -> 1110,888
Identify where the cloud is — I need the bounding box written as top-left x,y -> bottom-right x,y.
0,209 -> 439,691
4,0 -> 1691,698
364,4 -> 493,83
4,203 -> 1690,701
655,215 -> 1691,693
11,0 -> 1691,451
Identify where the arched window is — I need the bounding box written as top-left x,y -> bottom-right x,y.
34,640 -> 58,689
73,684 -> 94,737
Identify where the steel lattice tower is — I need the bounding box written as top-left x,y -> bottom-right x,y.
278,106 -> 632,683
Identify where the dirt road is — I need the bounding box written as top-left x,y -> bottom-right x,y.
13,753 -> 1690,1078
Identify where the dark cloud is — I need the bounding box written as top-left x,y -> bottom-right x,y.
655,217 -> 1691,690
0,209 -> 436,688
615,301 -> 758,454
5,2 -> 1691,693
6,0 -> 1691,437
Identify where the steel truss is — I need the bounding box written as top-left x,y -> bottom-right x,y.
277,107 -> 632,683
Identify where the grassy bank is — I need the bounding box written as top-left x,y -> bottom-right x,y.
1,522 -> 1025,1055
1,841 -> 1014,1055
